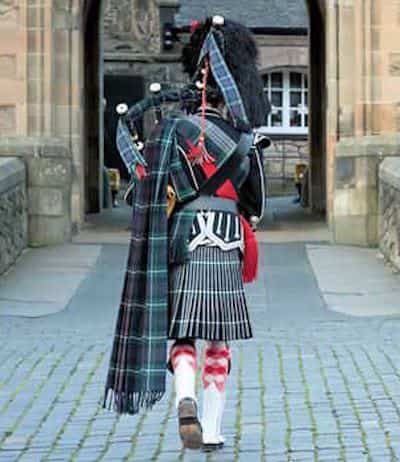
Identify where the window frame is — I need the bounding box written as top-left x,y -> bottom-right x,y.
259,67 -> 309,136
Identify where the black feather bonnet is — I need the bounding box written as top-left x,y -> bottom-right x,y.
181,17 -> 269,128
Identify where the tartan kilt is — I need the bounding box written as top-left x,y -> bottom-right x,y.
168,245 -> 253,341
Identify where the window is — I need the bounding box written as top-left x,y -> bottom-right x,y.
261,69 -> 308,135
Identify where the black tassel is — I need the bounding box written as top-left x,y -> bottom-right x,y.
103,388 -> 165,415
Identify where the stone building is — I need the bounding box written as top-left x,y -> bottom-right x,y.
0,0 -> 400,273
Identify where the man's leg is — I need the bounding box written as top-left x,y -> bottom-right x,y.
202,341 -> 231,450
170,340 -> 197,407
169,340 -> 202,449
293,182 -> 301,203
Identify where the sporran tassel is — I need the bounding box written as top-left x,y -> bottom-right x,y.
240,216 -> 259,283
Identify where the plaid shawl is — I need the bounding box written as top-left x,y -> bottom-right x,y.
104,118 -> 177,415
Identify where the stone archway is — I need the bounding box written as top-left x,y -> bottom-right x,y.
81,0 -> 329,217
76,0 -> 397,247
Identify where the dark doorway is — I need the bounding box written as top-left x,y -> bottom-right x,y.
83,0 -> 102,214
103,75 -> 145,180
307,0 -> 326,214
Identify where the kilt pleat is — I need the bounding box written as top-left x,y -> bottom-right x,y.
168,246 -> 253,341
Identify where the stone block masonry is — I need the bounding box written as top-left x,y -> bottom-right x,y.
0,157 -> 27,275
2,243 -> 400,460
0,138 -> 73,247
379,157 -> 400,270
26,155 -> 72,246
333,136 -> 400,246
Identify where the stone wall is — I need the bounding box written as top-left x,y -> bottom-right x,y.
0,158 -> 27,275
0,138 -> 72,246
258,35 -> 308,73
379,157 -> 400,270
265,138 -> 309,196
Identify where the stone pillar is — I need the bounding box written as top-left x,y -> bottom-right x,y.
0,0 -> 28,135
326,0 -> 400,246
324,0 -> 338,227
333,135 -> 400,246
0,1 -> 76,246
26,153 -> 72,246
333,137 -> 379,246
0,139 -> 72,246
53,0 -> 85,227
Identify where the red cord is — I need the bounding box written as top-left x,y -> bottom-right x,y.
197,58 -> 209,154
187,58 -> 214,165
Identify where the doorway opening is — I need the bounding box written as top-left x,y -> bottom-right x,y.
257,0 -> 327,236
81,0 -> 327,240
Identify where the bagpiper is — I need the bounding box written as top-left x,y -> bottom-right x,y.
104,15 -> 270,452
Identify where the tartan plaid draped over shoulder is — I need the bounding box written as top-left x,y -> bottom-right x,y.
104,118 -> 178,415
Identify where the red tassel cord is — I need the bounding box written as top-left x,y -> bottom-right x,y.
186,58 -> 215,166
240,215 -> 259,283
185,138 -> 206,164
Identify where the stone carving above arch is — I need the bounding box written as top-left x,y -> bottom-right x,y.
104,0 -> 160,55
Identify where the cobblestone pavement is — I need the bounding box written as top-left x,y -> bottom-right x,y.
1,243 -> 400,462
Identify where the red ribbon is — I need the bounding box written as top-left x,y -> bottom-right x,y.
135,164 -> 146,180
190,20 -> 201,34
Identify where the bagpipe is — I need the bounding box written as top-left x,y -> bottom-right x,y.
116,82 -> 271,227
116,82 -> 200,215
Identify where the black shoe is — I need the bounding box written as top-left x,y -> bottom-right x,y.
178,398 -> 203,450
202,442 -> 224,452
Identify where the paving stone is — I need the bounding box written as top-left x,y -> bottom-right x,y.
1,244 -> 400,460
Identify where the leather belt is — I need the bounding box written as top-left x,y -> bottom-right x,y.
181,195 -> 237,213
